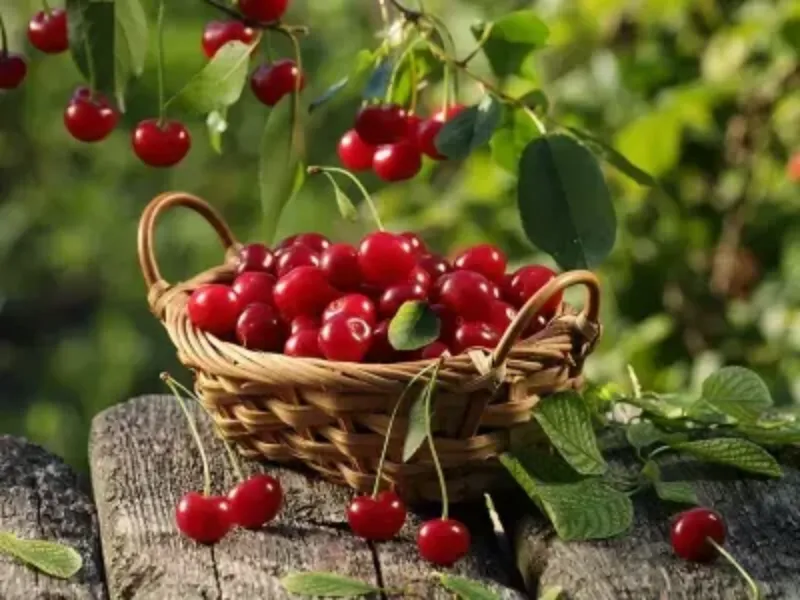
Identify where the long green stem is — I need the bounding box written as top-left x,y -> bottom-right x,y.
423,361 -> 448,519
708,539 -> 761,599
372,364 -> 437,497
0,14 -> 8,56
163,374 -> 246,482
307,166 -> 385,230
385,37 -> 421,104
442,65 -> 451,110
164,378 -> 212,497
156,0 -> 167,124
41,0 -> 52,14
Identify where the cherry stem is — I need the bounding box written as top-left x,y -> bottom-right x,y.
423,360 -> 448,519
156,0 -> 167,125
162,373 -> 246,482
163,376 -> 212,497
627,364 -> 643,399
41,0 -> 52,14
307,166 -> 385,231
372,363 -> 438,497
377,0 -> 390,29
707,539 -> 762,599
385,37 -> 420,104
0,14 -> 8,56
460,23 -> 493,66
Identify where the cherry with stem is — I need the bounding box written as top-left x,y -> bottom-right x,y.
708,539 -> 761,600
307,166 -> 385,231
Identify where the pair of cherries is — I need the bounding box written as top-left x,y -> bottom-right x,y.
176,474 -> 283,544
346,492 -> 471,567
0,8 -> 68,90
338,103 -> 466,182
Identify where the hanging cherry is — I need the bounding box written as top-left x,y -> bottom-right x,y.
202,21 -> 256,58
373,141 -> 422,182
0,54 -> 27,90
132,119 -> 192,167
238,0 -> 290,23
64,87 -> 119,143
28,8 -> 69,54
250,59 -> 305,106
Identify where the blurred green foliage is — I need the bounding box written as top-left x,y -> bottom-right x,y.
0,0 -> 798,470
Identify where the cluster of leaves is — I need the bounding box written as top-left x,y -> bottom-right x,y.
502,366 -> 791,541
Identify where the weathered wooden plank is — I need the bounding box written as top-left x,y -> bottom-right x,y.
0,435 -> 107,600
90,395 -> 525,599
499,455 -> 800,600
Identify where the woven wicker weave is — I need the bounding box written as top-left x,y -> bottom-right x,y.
138,192 -> 603,503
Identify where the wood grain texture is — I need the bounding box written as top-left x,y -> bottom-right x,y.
500,455 -> 800,600
0,436 -> 107,600
90,395 -> 526,599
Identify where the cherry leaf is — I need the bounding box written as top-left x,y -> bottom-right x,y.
435,95 -> 503,160
439,574 -> 502,600
388,301 -> 441,351
701,366 -> 773,422
470,11 -> 549,79
309,50 -> 376,113
566,127 -> 658,188
0,532 -> 82,579
362,59 -> 393,101
206,109 -> 228,154
668,438 -> 782,478
402,368 -> 440,462
279,572 -> 380,597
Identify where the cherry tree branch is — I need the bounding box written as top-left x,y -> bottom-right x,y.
201,0 -> 309,35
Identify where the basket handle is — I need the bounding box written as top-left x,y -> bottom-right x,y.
137,192 -> 238,290
491,270 -> 601,367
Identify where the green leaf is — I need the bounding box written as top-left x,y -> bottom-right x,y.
402,372 -> 439,462
566,127 -> 658,187
533,391 -> 607,476
435,95 -> 504,160
500,454 -> 633,540
362,59 -> 393,100
471,11 -> 549,79
489,108 -> 541,173
517,134 -> 616,270
654,480 -> 699,505
67,0 -> 148,111
309,50 -> 376,113
669,438 -> 782,478
0,532 -> 82,579
206,109 -> 228,154
701,366 -> 773,422
538,587 -> 563,600
169,41 -> 254,114
388,301 -> 441,351
334,186 -> 359,222
625,421 -> 687,450
279,572 -> 380,597
439,574 -> 501,600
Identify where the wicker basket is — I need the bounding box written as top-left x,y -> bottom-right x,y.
138,192 -> 603,503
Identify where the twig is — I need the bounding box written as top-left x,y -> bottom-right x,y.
201,0 -> 309,34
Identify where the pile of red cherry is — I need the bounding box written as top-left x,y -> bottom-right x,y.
1,1 -> 304,168
187,230 -> 562,363
338,103 -> 466,182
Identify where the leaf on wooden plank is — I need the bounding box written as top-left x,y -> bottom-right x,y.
625,420 -> 687,450
533,391 -> 607,475
0,532 -> 82,579
388,301 -> 440,351
701,366 -> 773,422
439,574 -> 501,600
279,572 -> 381,597
435,95 -> 503,160
470,11 -> 549,79
566,126 -> 658,187
655,480 -> 699,505
169,41 -> 254,114
538,587 -> 564,600
669,438 -> 782,478
517,134 -> 616,270
66,0 -> 148,112
500,454 -> 633,540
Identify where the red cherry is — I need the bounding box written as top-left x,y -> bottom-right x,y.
175,492 -> 232,544
488,282 -> 502,300
251,60 -> 305,106
132,119 -> 191,167
416,119 -> 447,160
453,244 -> 507,285
290,315 -> 319,335
347,491 -> 407,541
274,234 -> 300,251
430,304 -> 461,345
437,271 -> 496,322
418,341 -> 449,359
202,21 -> 256,58
238,0 -> 290,22
366,320 -> 411,363
0,54 -> 28,90
378,284 -> 427,319
284,329 -> 325,358
318,315 -> 373,362
236,303 -> 285,351
187,284 -> 242,337
275,244 -> 319,278
232,272 -> 276,307
670,508 -> 726,563
452,322 -> 501,355
273,266 -> 338,320
787,153 -> 800,182
417,518 -> 471,566
409,266 -> 433,291
64,90 -> 119,143
400,232 -> 427,256
227,474 -> 282,529
28,9 -> 69,54
373,141 -> 422,182
323,294 -> 377,327
506,265 -> 562,314
354,104 -> 408,145
338,129 -> 376,172
358,232 -> 416,288
236,243 -> 275,275
418,254 -> 451,280
320,243 -> 362,291
432,104 -> 466,122
489,301 -> 517,334
292,233 -> 331,253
